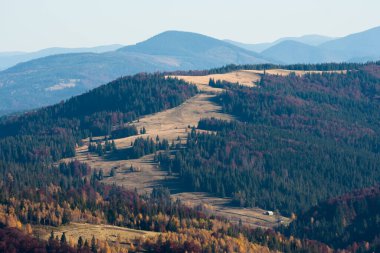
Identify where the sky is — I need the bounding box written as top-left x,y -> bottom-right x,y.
1,0 -> 380,52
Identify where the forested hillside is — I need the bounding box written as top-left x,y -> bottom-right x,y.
284,186 -> 380,252
1,74 -> 197,138
1,63 -> 380,252
0,71 -> 318,253
161,63 -> 380,215
0,74 -> 196,164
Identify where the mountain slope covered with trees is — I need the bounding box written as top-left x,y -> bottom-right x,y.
161,63 -> 380,215
284,186 -> 380,252
0,74 -> 196,165
1,62 -> 380,252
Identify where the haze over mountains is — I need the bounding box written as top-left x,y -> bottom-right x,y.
225,34 -> 334,53
228,26 -> 380,64
0,44 -> 124,71
260,26 -> 380,64
0,26 -> 379,115
0,31 -> 268,115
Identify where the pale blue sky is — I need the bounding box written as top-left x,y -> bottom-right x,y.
1,0 -> 380,52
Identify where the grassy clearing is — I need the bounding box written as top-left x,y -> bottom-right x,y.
61,74 -> 292,229
33,222 -> 157,245
168,70 -> 259,91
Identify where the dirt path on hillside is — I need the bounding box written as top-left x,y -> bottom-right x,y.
66,78 -> 290,228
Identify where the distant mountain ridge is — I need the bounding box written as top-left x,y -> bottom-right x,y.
225,34 -> 334,53
261,40 -> 339,64
0,31 -> 269,115
119,31 -> 268,68
0,44 -> 124,71
0,26 -> 380,115
320,26 -> 380,61
227,26 -> 380,63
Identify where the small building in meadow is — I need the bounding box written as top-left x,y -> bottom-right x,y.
265,211 -> 274,216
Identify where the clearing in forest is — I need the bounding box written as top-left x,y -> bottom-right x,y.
33,222 -> 157,246
168,69 -> 346,92
65,72 -> 293,228
168,70 -> 260,91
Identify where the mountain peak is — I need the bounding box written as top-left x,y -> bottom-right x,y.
261,40 -> 330,64
119,30 -> 229,55
274,34 -> 334,46
118,30 -> 267,65
320,25 -> 380,59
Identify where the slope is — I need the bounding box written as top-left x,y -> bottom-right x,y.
285,186 -> 380,251
261,40 -> 338,64
0,31 -> 269,115
0,44 -> 123,71
119,30 -> 269,69
226,34 -> 334,53
160,64 -> 380,216
320,25 -> 380,61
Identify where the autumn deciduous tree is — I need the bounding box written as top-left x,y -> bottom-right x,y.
25,223 -> 33,234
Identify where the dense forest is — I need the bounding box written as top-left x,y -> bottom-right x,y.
161,64 -> 380,215
283,186 -> 380,252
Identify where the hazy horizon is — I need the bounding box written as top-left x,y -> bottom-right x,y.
1,0 -> 380,52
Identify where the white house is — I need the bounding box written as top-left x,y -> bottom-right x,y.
265,211 -> 274,216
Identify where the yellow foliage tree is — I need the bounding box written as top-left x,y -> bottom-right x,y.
25,223 -> 33,234
16,220 -> 23,230
6,215 -> 18,228
102,241 -> 112,253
